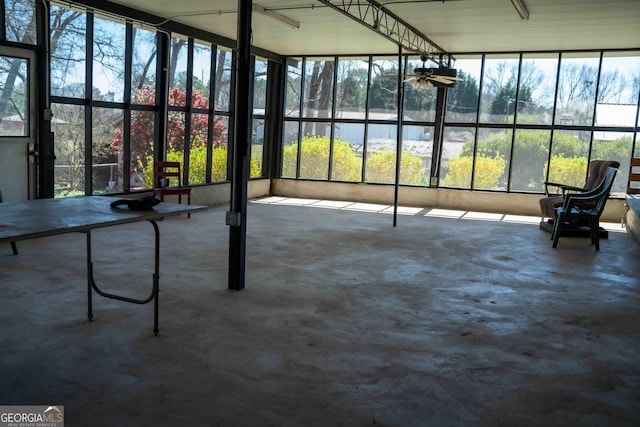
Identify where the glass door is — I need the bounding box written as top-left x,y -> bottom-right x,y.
0,47 -> 37,201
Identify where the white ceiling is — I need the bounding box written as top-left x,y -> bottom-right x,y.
103,0 -> 640,56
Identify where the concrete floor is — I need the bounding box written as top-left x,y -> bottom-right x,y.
0,198 -> 639,426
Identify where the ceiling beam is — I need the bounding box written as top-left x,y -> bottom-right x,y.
317,0 -> 448,65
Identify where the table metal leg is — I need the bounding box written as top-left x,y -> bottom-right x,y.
86,219 -> 161,335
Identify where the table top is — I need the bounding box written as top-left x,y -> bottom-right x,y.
0,196 -> 207,243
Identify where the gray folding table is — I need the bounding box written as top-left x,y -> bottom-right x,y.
0,196 -> 207,335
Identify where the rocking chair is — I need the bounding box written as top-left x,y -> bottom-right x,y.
551,166 -> 618,251
539,159 -> 620,236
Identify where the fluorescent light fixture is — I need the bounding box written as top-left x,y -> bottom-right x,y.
510,0 -> 529,20
253,4 -> 300,29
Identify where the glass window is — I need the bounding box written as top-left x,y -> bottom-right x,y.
281,120 -> 299,178
5,0 -> 37,44
440,126 -> 476,188
517,53 -> 558,125
302,58 -> 334,119
335,57 -> 368,120
50,5 -> 86,98
596,52 -> 640,128
368,57 -> 398,117
475,128 -> 511,190
0,56 -> 28,136
93,16 -> 126,102
280,51 -> 640,195
131,26 -> 157,99
402,124 -> 433,186
168,36 -> 188,107
251,118 -> 264,178
214,47 -> 232,111
365,123 -> 397,184
52,103 -> 85,197
129,109 -> 155,190
591,131 -> 633,194
285,57 -> 302,118
445,56 -> 481,123
510,129 -> 551,192
186,113 -> 209,184
546,129 -> 590,190
332,122 -> 363,182
92,107 -> 122,194
299,122 -> 331,179
480,54 -> 520,124
167,111 -> 185,167
192,41 -> 211,109
253,57 -> 268,113
211,115 -> 229,182
555,53 -> 600,126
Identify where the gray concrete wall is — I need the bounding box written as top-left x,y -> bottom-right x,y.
271,179 -> 627,223
183,178 -> 627,223
190,179 -> 271,206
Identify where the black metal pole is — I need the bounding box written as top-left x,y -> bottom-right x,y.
393,45 -> 404,227
227,0 -> 252,290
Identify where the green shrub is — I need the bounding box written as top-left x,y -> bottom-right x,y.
282,135 -> 361,181
545,156 -> 588,189
138,145 -> 258,187
332,140 -> 362,182
474,156 -> 506,189
366,150 -> 424,184
283,135 -> 425,184
443,156 -> 506,189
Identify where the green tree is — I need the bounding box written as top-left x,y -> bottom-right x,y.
460,130 -> 585,190
445,71 -> 479,119
403,84 -> 436,119
368,70 -> 398,112
490,82 -> 533,116
337,66 -> 367,111
112,85 -> 228,185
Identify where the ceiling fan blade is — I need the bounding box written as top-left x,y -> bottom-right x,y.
402,76 -> 418,82
429,76 -> 454,83
430,75 -> 463,83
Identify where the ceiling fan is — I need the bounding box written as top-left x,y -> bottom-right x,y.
404,55 -> 463,89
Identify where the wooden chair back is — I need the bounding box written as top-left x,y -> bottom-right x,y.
154,161 -> 183,188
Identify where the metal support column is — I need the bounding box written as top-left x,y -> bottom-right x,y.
393,46 -> 404,227
430,86 -> 448,185
227,0 -> 253,290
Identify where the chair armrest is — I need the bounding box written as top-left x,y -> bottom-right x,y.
557,184 -> 585,193
563,189 -> 608,211
544,182 -> 585,196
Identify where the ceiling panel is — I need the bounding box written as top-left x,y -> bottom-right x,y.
98,0 -> 640,55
